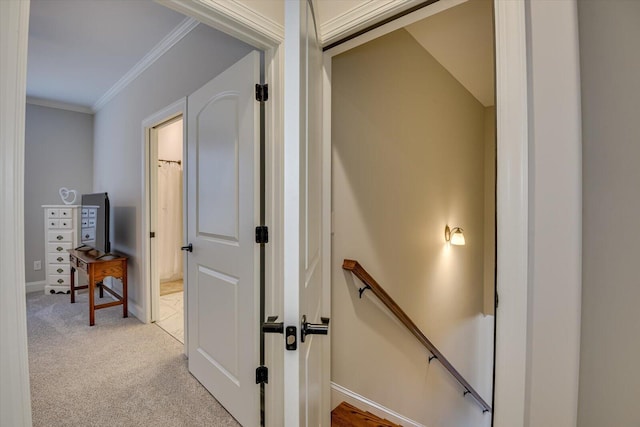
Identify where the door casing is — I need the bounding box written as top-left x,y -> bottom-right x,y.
2,0 -> 531,425
142,99 -> 187,350
321,1 -> 529,425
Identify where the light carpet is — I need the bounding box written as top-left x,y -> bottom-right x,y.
27,292 -> 240,427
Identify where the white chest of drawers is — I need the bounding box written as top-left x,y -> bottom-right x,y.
43,205 -> 80,294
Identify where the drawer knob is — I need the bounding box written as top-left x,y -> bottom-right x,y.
57,268 -> 63,273
56,235 -> 63,240
57,246 -> 63,251
57,257 -> 63,262
57,279 -> 64,284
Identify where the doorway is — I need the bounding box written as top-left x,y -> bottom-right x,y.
150,115 -> 185,343
325,0 -> 496,425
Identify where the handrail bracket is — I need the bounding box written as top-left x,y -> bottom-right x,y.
358,284 -> 371,299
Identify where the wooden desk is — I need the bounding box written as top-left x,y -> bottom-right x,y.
68,248 -> 128,326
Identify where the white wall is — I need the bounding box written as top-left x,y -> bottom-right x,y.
0,0 -> 32,424
24,104 -> 94,284
331,28 -> 494,427
525,1 -> 582,425
578,1 -> 640,426
93,23 -> 253,316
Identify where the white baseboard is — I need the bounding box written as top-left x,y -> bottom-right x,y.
128,301 -> 143,321
331,382 -> 426,427
25,280 -> 45,294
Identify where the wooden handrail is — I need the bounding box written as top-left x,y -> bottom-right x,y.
342,259 -> 492,413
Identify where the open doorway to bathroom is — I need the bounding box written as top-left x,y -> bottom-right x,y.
150,115 -> 185,343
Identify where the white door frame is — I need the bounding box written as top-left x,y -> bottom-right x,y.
321,1 -> 528,425
141,99 -> 186,346
3,0 -> 531,426
0,1 -> 33,426
149,3 -> 287,425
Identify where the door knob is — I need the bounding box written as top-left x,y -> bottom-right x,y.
263,316 -> 284,334
181,243 -> 193,252
300,315 -> 330,343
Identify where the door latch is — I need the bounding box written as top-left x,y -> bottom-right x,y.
180,243 -> 193,252
263,316 -> 297,351
300,315 -> 330,343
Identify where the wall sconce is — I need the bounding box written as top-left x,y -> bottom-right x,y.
445,225 -> 465,246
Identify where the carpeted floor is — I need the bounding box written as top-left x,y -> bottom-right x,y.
26,291 -> 240,427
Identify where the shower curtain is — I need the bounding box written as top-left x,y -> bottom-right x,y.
158,162 -> 183,282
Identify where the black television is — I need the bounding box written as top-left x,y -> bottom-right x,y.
79,192 -> 111,254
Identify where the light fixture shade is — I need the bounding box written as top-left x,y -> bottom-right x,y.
445,225 -> 466,246
450,228 -> 465,246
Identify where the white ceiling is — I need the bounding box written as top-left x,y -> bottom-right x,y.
405,0 -> 495,107
27,0 -> 187,110
27,0 -> 494,112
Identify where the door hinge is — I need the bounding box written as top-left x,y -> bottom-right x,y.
255,83 -> 268,102
150,232 -> 155,238
495,291 -> 499,308
256,366 -> 268,384
255,226 -> 269,244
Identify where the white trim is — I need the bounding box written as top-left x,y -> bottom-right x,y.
322,0 -> 529,424
492,1 -> 529,425
26,281 -> 46,294
322,0 -> 466,56
26,96 -> 93,114
320,0 -> 427,46
321,42 -> 333,427
263,44 -> 285,427
92,17 -> 199,112
331,382 -> 426,427
0,0 -> 33,425
283,1 -> 301,425
157,0 -> 284,48
141,98 -> 187,327
127,301 -> 144,321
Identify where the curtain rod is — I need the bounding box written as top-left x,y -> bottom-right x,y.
158,159 -> 181,165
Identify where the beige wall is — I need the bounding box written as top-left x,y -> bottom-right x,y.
578,1 -> 640,426
331,28 -> 494,426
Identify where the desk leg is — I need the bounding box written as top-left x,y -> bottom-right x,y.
89,276 -> 95,326
122,261 -> 128,318
70,266 -> 76,303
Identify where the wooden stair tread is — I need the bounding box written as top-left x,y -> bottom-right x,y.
331,402 -> 402,427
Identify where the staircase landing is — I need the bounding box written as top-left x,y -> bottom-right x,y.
331,401 -> 402,427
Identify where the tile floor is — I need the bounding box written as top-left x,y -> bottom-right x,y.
156,289 -> 184,343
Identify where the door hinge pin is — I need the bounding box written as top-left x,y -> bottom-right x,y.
256,366 -> 268,384
255,83 -> 268,102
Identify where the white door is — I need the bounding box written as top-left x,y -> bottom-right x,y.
186,50 -> 260,427
283,1 -> 330,425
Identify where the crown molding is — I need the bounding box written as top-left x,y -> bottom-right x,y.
92,16 -> 199,112
26,97 -> 93,114
157,0 -> 284,48
319,0 -> 425,46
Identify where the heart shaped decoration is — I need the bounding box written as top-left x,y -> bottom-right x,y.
59,187 -> 77,205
